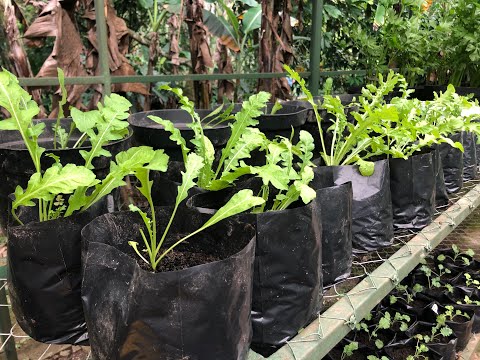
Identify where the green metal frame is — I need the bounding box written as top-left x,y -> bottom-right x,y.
15,0 -> 366,96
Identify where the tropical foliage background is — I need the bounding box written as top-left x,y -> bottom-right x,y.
1,0 -> 478,116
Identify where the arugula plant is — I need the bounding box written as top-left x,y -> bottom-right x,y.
0,69 -> 133,221
11,146 -> 169,224
249,131 -> 316,212
341,341 -> 358,360
390,283 -> 424,305
284,66 -> 406,176
419,263 -> 452,291
356,311 -> 411,350
147,85 -> 271,191
458,295 -> 480,306
437,244 -> 476,266
128,152 -> 265,271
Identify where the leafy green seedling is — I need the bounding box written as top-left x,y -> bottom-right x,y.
129,152 -> 265,271
341,342 -> 358,360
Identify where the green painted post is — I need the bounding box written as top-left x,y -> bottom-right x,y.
309,0 -> 324,96
93,0 -> 111,97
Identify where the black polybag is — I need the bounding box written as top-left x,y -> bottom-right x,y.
310,168 -> 353,285
7,202 -> 108,345
462,131 -> 478,181
81,207 -> 256,360
433,148 -> 449,207
312,161 -> 393,252
389,151 -> 436,230
186,188 -> 323,356
438,133 -> 464,194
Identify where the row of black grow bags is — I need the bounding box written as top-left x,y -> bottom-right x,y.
2,106 -> 478,358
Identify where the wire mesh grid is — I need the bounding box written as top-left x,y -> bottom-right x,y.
0,180 -> 480,359
322,177 -> 480,309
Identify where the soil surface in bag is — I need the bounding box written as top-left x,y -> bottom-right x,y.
7,201 -> 108,345
462,131 -> 478,181
186,186 -> 323,357
389,151 -> 436,230
81,207 -> 255,360
438,133 -> 464,194
0,118 -> 131,228
313,161 -> 393,253
128,109 -> 231,161
433,148 -> 449,207
310,167 -> 353,285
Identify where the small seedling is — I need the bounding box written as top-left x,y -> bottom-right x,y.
341,341 -> 358,360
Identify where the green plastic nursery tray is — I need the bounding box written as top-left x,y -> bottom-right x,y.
248,180 -> 480,360
0,182 -> 480,360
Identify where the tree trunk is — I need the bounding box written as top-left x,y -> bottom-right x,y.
258,0 -> 293,100
185,0 -> 212,108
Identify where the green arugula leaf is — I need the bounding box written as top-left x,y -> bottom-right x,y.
12,163 -> 98,214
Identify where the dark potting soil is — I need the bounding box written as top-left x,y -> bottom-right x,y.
386,346 -> 416,359
131,231 -> 246,273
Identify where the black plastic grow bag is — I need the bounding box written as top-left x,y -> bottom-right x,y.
310,168 -> 353,285
389,151 -> 436,230
7,201 -> 108,345
81,207 -> 256,360
438,133 -> 464,194
433,148 -> 449,207
462,131 -> 478,181
128,109 -> 231,161
186,187 -> 323,357
312,160 -> 393,253
0,118 -> 131,227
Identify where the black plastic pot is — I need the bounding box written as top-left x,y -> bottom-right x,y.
0,118 -> 132,228
438,133 -> 464,194
414,85 -> 480,101
406,321 -> 457,360
81,207 -> 256,360
462,131 -> 478,181
389,151 -> 436,230
446,315 -> 473,351
186,186 -> 323,356
7,200 -> 108,345
312,161 -> 393,253
433,148 -> 449,207
255,103 -> 308,141
128,109 -> 231,161
310,167 -> 353,285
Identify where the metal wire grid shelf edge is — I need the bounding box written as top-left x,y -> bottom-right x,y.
0,180 -> 479,359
